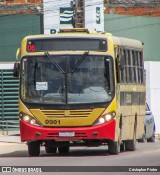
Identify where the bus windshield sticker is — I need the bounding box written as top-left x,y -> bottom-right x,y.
36,82 -> 48,90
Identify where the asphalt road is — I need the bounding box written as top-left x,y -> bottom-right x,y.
0,138 -> 160,175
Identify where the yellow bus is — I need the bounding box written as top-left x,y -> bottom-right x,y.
14,28 -> 146,156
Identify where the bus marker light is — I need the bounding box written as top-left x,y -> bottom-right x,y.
35,132 -> 41,136
92,132 -> 98,136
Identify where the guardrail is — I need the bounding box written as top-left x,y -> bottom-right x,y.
0,67 -> 19,133
0,120 -> 19,135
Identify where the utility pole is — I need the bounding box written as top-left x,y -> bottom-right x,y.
71,0 -> 85,28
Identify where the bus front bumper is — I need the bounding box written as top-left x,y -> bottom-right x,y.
20,119 -> 116,142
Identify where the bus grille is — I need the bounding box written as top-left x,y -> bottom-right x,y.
41,109 -> 93,118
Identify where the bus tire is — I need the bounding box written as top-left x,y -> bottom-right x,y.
125,129 -> 136,151
58,146 -> 70,154
147,130 -> 155,142
108,140 -> 120,155
28,141 -> 40,156
45,146 -> 57,153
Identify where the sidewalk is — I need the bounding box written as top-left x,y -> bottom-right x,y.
0,130 -> 22,145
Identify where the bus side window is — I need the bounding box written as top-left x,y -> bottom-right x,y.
123,49 -> 127,83
126,49 -> 131,83
132,50 -> 137,83
121,49 -> 126,83
129,50 -> 134,83
138,51 -> 143,84
115,47 -> 125,84
134,50 -> 139,84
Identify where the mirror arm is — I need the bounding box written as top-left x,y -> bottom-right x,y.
13,48 -> 21,77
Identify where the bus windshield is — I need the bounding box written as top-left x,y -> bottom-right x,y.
21,54 -> 114,105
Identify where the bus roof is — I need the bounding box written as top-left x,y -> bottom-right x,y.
112,36 -> 143,50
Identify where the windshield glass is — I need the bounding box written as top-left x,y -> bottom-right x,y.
21,55 -> 114,105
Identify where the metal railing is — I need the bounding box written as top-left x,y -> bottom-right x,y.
0,67 -> 19,132
0,120 -> 19,135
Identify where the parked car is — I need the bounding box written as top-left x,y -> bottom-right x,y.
138,103 -> 156,143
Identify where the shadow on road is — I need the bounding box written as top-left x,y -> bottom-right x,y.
0,146 -> 128,158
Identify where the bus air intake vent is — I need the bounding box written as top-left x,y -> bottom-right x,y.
41,109 -> 93,118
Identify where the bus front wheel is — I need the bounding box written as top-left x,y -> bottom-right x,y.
108,140 -> 120,155
28,141 -> 40,156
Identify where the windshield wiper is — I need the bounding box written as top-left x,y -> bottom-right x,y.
69,51 -> 89,73
45,52 -> 65,74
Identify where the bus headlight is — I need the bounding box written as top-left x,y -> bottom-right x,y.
105,114 -> 112,121
19,112 -> 42,127
23,115 -> 30,122
30,119 -> 36,125
93,111 -> 116,126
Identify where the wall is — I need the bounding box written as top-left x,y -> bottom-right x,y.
144,62 -> 160,133
104,14 -> 160,61
0,14 -> 41,130
0,14 -> 41,62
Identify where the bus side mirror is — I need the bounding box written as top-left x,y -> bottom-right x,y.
13,62 -> 20,77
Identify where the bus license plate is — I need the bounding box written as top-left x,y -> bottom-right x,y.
59,131 -> 75,137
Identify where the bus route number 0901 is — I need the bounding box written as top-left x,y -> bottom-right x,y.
45,120 -> 60,125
